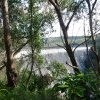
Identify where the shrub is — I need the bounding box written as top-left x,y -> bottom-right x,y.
53,72 -> 100,100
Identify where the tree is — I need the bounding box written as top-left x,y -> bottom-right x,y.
86,0 -> 100,75
48,0 -> 84,74
1,0 -> 18,87
86,0 -> 97,52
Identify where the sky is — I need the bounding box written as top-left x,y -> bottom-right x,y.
45,18 -> 90,37
21,0 -> 100,38
45,0 -> 100,38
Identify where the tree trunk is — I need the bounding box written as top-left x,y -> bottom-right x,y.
1,0 -> 18,87
49,0 -> 80,74
86,0 -> 100,75
86,0 -> 97,52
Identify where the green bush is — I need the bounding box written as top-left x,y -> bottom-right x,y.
53,72 -> 100,100
0,68 -> 100,100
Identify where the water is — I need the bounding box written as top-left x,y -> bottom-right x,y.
15,47 -> 90,58
15,46 -> 93,73
41,47 -> 90,54
41,47 -> 91,71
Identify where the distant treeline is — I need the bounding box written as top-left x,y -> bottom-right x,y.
42,35 -> 98,48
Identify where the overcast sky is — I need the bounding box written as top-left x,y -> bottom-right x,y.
45,18 -> 90,37
21,0 -> 100,38
45,0 -> 100,37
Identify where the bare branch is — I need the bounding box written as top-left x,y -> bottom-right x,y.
92,0 -> 97,12
56,44 -> 66,50
0,65 -> 5,70
73,29 -> 100,53
49,0 -> 67,38
86,0 -> 91,11
73,36 -> 91,53
66,0 -> 85,31
86,0 -> 97,52
49,0 -> 58,8
55,0 -> 59,6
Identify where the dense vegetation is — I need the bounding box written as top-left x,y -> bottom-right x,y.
0,0 -> 100,100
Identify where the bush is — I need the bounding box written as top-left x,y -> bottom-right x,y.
0,69 -> 100,100
53,72 -> 100,100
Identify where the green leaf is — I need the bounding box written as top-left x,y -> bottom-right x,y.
58,84 -> 69,88
75,87 -> 85,97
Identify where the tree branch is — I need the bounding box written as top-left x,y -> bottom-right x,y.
56,44 -> 66,50
73,36 -> 91,53
92,0 -> 97,12
66,0 -> 85,31
73,28 -> 100,53
49,0 -> 58,9
0,65 -> 5,70
13,40 -> 29,57
54,0 -> 59,7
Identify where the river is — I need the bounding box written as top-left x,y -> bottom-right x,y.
15,46 -> 97,73
41,47 -> 91,71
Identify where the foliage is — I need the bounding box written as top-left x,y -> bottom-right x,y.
0,70 -> 100,100
0,0 -> 100,99
49,61 -> 67,79
53,72 -> 100,100
0,74 -> 58,100
0,85 -> 60,100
